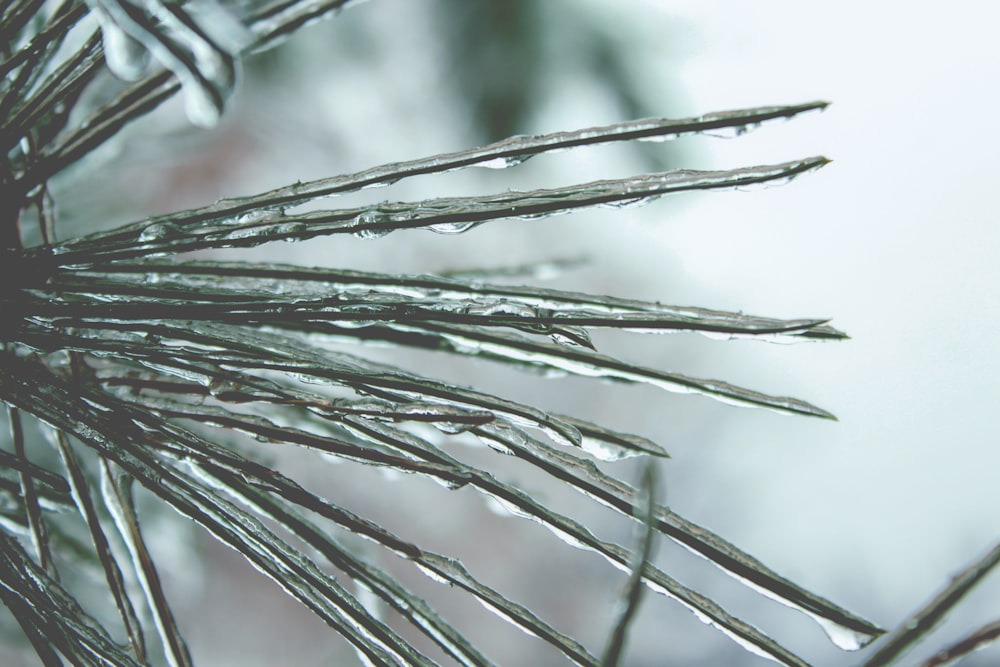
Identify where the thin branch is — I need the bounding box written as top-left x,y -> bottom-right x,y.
0,0 -> 49,53
98,460 -> 191,667
1,31 -> 104,155
18,0 -> 363,188
7,404 -> 55,573
0,579 -> 67,667
601,461 -> 659,667
0,531 -> 144,666
918,619 -> 1000,667
0,1 -> 88,80
55,430 -> 149,665
862,539 -> 1000,667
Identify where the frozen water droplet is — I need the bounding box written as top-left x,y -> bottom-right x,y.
155,1 -> 248,127
43,350 -> 73,369
602,196 -> 649,210
361,177 -> 399,190
415,563 -> 451,585
377,468 -> 403,482
351,210 -> 391,239
90,0 -> 250,129
477,154 -> 531,169
273,221 -> 307,237
236,209 -> 283,225
545,524 -> 598,554
427,220 -> 481,235
549,326 -> 594,350
704,123 -> 760,139
430,420 -> 475,435
735,174 -> 797,192
537,422 -> 582,448
578,437 -> 640,462
484,440 -> 515,456
484,494 -> 531,520
183,90 -> 220,128
430,475 -> 470,491
354,583 -> 383,622
319,452 -> 344,465
809,615 -> 877,651
478,158 -> 509,169
207,377 -> 244,397
138,222 -> 182,243
475,597 -> 541,638
354,228 -> 391,240
637,133 -> 678,144
485,496 -> 515,516
465,300 -> 539,318
333,319 -> 379,329
224,226 -> 266,240
96,15 -> 150,81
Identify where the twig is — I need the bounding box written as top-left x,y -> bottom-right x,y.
918,619 -> 1000,667
601,460 -> 660,667
862,539 -> 1000,666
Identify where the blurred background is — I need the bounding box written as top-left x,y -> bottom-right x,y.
25,0 -> 1000,665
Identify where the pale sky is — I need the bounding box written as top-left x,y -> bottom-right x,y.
626,2 -> 1000,663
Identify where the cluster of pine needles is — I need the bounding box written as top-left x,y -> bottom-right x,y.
3,1 -> 999,665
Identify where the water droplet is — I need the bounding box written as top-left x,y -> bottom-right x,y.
147,1 -> 248,128
734,174 -> 798,192
185,0 -> 254,54
538,422 -> 583,449
224,226 -> 270,240
636,133 -> 678,144
430,475 -> 470,491
809,615 -> 877,651
414,563 -> 451,585
704,123 -> 761,139
333,319 -> 379,329
602,196 -> 649,210
477,154 -> 531,169
484,440 -> 515,456
138,222 -> 182,242
43,350 -> 73,369
351,210 -> 391,239
96,15 -> 150,81
464,300 -> 540,318
274,222 -> 308,238
484,495 -> 515,516
207,377 -> 241,396
354,583 -> 383,622
483,494 -> 531,520
578,438 -> 640,462
377,467 -> 403,482
354,228 -> 391,240
361,177 -> 399,190
427,420 -> 466,435
549,326 -> 595,350
236,209 -> 283,225
427,220 -> 481,235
